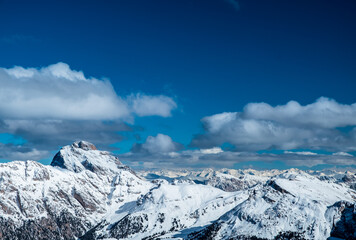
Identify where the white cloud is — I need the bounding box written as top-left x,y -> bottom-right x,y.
244,97 -> 356,128
42,62 -> 86,81
200,147 -> 223,154
195,114 -> 316,150
332,152 -> 353,157
128,93 -> 177,117
143,134 -> 178,153
0,62 -> 177,120
284,151 -> 318,156
203,112 -> 237,133
132,134 -> 182,154
5,66 -> 36,78
192,98 -> 356,152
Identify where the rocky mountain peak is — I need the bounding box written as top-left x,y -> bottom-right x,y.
50,140 -> 122,173
72,140 -> 97,151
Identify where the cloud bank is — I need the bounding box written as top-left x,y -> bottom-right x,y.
123,132 -> 356,169
0,119 -> 130,150
0,62 -> 177,120
244,97 -> 356,128
0,143 -> 50,162
191,98 -> 356,152
121,146 -> 356,169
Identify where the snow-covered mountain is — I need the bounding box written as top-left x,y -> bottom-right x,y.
188,171 -> 355,240
0,141 -> 355,240
138,167 -> 356,193
0,141 -> 152,240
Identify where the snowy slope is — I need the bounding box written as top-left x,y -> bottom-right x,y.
188,170 -> 356,240
82,168 -> 356,240
82,182 -> 249,240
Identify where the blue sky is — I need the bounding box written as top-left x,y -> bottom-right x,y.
0,0 -> 356,169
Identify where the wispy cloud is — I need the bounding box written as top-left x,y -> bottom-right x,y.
224,0 -> 240,11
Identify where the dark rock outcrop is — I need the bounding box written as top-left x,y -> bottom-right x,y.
330,201 -> 356,240
0,210 -> 90,240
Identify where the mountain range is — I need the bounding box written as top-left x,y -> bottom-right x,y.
0,141 -> 355,240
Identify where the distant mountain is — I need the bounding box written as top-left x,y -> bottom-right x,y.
0,141 -> 355,239
187,171 -> 355,240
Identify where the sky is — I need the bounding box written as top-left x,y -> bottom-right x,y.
0,0 -> 356,170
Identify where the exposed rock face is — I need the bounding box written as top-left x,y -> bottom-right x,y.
73,141 -> 97,150
329,201 -> 356,240
109,213 -> 149,239
188,225 -> 305,240
341,173 -> 356,190
0,210 -> 89,240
